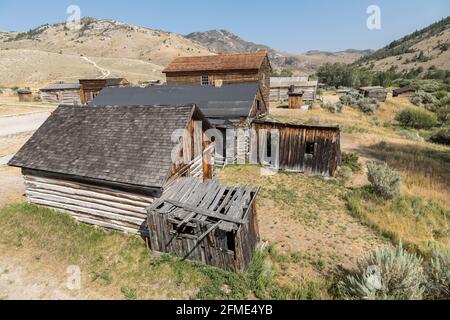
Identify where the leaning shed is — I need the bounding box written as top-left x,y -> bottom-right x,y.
8,105 -> 214,236
79,78 -> 130,104
147,178 -> 259,271
40,82 -> 82,105
270,77 -> 318,102
252,119 -> 341,177
359,86 -> 388,102
90,84 -> 268,166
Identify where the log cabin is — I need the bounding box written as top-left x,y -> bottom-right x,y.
163,50 -> 271,107
270,77 -> 318,102
79,78 -> 130,104
359,86 -> 388,102
40,82 -> 82,105
8,105 -> 214,236
89,83 -> 267,166
147,177 -> 260,271
251,119 -> 341,177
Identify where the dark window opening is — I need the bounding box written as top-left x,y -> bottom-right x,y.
201,75 -> 209,86
256,100 -> 261,111
226,232 -> 236,253
172,223 -> 195,236
305,142 -> 315,155
267,131 -> 272,158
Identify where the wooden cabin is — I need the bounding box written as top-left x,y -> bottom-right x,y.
393,87 -> 416,97
90,84 -> 267,166
270,77 -> 318,102
40,82 -> 82,105
359,86 -> 388,102
8,105 -> 214,236
79,78 -> 130,104
251,120 -> 341,177
163,50 -> 271,107
17,89 -> 33,102
147,177 -> 259,271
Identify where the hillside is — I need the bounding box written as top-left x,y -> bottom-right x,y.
357,17 -> 450,72
0,18 -> 212,87
185,29 -> 373,75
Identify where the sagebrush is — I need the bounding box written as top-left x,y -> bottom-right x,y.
367,162 -> 402,199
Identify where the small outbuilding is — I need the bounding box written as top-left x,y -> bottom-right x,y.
8,105 -> 214,236
147,177 -> 259,271
359,86 -> 388,102
79,78 -> 130,104
393,87 -> 416,97
17,88 -> 33,102
40,82 -> 82,105
252,119 -> 341,177
287,90 -> 304,109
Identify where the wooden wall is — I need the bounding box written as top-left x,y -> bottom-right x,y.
40,89 -> 82,105
252,122 -> 341,177
23,173 -> 154,235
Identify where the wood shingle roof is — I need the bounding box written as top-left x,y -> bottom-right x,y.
163,50 -> 268,73
9,105 -> 199,189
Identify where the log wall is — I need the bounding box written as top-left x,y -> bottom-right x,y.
40,89 -> 82,105
23,174 -> 154,235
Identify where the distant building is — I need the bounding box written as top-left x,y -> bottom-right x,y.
359,86 -> 388,102
393,87 -> 416,97
17,88 -> 33,102
270,77 -> 318,102
79,78 -> 130,104
90,83 -> 267,166
40,82 -> 82,105
163,50 -> 271,107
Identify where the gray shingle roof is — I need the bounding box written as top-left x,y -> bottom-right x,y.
40,83 -> 81,91
89,84 -> 259,120
9,105 -> 196,189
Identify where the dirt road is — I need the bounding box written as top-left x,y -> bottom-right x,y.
0,112 -> 50,137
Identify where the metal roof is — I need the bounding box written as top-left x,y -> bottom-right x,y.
90,84 -> 260,120
40,83 -> 81,91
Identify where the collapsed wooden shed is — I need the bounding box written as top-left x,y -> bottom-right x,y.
393,87 -> 416,97
40,82 -> 82,105
252,119 -> 341,177
8,105 -> 214,236
359,86 -> 388,102
147,178 -> 259,271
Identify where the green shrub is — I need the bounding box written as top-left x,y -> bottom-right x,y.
395,108 -> 438,129
340,93 -> 362,107
320,102 -> 343,113
433,90 -> 448,100
425,248 -> 450,300
429,127 -> 450,145
337,166 -> 353,184
341,152 -> 361,173
338,244 -> 425,300
410,91 -> 438,106
358,98 -> 379,115
367,162 -> 402,199
433,96 -> 450,125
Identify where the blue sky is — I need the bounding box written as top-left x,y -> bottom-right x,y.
0,0 -> 449,52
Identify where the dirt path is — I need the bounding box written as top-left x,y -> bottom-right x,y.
82,57 -> 111,79
0,112 -> 50,137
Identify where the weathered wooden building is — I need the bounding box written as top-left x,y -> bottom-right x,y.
163,50 -> 271,107
147,177 -> 259,271
359,86 -> 388,102
17,88 -> 33,102
270,77 -> 318,102
40,82 -> 82,105
79,78 -> 130,104
90,84 -> 267,166
252,119 -> 341,177
8,105 -> 214,236
288,91 -> 304,109
393,87 -> 416,97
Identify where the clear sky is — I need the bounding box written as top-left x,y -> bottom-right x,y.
0,0 -> 449,52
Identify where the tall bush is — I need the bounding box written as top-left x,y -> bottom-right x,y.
395,108 -> 438,129
367,162 -> 402,199
425,248 -> 450,300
